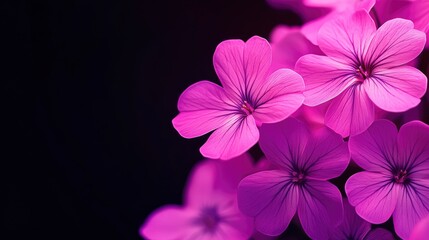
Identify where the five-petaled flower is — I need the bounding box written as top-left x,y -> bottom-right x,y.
295,10 -> 427,137
237,118 -> 349,239
346,120 -> 429,239
172,36 -> 305,160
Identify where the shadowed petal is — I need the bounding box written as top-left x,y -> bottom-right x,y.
295,54 -> 356,106
298,180 -> 343,240
346,172 -> 399,224
364,228 -> 394,240
237,170 -> 299,236
325,84 -> 375,137
348,119 -> 398,173
173,81 -> 235,138
200,115 -> 259,160
331,199 -> 371,240
393,179 -> 429,240
252,69 -> 304,123
318,10 -> 375,65
259,118 -> 311,171
365,18 -> 426,70
365,67 -> 427,112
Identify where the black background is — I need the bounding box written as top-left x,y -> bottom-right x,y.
5,0 -> 428,239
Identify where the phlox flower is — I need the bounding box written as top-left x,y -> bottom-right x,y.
295,10 -> 427,137
346,120 -> 429,239
172,36 -> 304,160
237,118 -> 349,239
331,198 -> 394,240
409,215 -> 429,240
140,154 -> 254,240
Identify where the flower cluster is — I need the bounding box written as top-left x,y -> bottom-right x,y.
142,0 -> 429,239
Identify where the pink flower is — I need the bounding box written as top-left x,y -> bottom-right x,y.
140,154 -> 254,240
409,215 -> 429,240
346,120 -> 429,239
237,118 -> 349,239
331,198 -> 394,240
295,10 -> 427,137
172,36 -> 305,160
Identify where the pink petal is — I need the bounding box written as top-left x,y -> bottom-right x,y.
259,118 -> 310,171
140,205 -> 198,240
365,18 -> 426,69
348,119 -> 398,173
172,81 -> 235,138
332,198 -> 371,240
215,199 -> 254,240
213,36 -> 271,100
295,54 -> 356,106
409,215 -> 429,240
237,170 -> 299,236
393,180 -> 429,240
397,121 -> 429,179
200,115 -> 259,160
345,172 -> 399,224
364,66 -> 427,112
300,126 -> 350,180
364,228 -> 394,240
252,69 -> 304,123
301,11 -> 339,45
325,84 -> 375,137
298,180 -> 343,240
317,10 -> 376,65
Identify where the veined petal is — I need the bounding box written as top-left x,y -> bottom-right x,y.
200,115 -> 259,160
409,215 -> 429,240
298,180 -> 343,240
259,118 -> 311,171
365,18 -> 426,70
331,199 -> 371,240
346,172 -> 399,224
325,84 -> 375,137
348,120 -> 398,173
364,228 -> 394,240
364,66 -> 427,112
295,54 -> 356,106
173,81 -> 236,138
237,170 -> 299,236
252,69 -> 304,124
393,179 -> 429,240
318,10 -> 375,65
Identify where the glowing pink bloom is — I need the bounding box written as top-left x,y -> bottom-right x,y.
172,36 -> 304,160
140,154 -> 254,240
409,215 -> 429,240
346,120 -> 429,239
237,118 -> 349,238
331,198 -> 394,240
295,10 -> 427,137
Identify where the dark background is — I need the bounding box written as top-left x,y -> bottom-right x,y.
4,1 -> 302,239
5,0 -> 428,239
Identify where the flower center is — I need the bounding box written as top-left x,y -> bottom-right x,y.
292,171 -> 305,184
198,206 -> 221,232
394,169 -> 408,184
241,100 -> 254,115
356,65 -> 370,81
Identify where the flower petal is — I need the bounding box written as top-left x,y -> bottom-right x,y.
300,126 -> 350,180
397,121 -> 429,179
318,10 -> 375,65
200,115 -> 259,160
348,119 -> 398,173
252,69 -> 304,124
237,170 -> 299,236
346,172 -> 399,224
172,81 -> 235,138
364,228 -> 395,240
325,84 -> 375,137
259,118 -> 310,171
140,205 -> 197,240
365,18 -> 426,69
409,215 -> 429,240
295,54 -> 356,106
331,198 -> 371,240
298,180 -> 343,240
393,180 -> 429,240
364,66 -> 427,112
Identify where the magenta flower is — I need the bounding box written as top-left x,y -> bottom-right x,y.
140,154 -> 254,240
237,118 -> 349,239
295,10 -> 427,137
409,215 -> 429,240
346,120 -> 429,239
331,198 -> 394,240
172,36 -> 305,160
